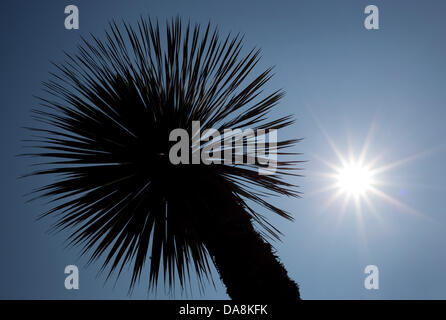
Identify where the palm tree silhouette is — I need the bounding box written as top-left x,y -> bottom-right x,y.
23,17 -> 303,300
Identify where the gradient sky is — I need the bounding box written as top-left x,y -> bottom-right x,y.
1,0 -> 446,299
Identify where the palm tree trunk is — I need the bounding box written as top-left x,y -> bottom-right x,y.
195,176 -> 301,301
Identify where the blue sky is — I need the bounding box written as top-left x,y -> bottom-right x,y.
1,0 -> 446,299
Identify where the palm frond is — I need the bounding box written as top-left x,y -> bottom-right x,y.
22,17 -> 303,292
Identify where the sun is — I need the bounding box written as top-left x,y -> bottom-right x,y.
336,162 -> 374,196
308,114 -> 426,222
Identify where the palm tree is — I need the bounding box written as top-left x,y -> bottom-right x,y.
23,17 -> 302,300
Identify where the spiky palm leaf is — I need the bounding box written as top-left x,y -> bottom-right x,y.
23,17 -> 301,292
